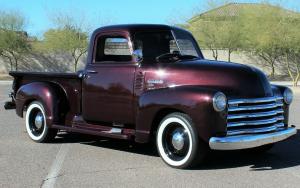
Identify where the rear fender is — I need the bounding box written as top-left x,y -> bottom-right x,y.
15,82 -> 68,127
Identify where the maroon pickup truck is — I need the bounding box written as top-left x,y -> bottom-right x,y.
4,24 -> 296,168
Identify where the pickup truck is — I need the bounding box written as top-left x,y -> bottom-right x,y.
4,24 -> 296,169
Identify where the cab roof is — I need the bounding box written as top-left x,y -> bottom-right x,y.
97,24 -> 174,32
91,24 -> 190,37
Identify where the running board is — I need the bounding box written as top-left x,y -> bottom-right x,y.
52,116 -> 135,140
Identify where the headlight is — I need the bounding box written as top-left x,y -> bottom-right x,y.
283,88 -> 293,104
213,92 -> 227,112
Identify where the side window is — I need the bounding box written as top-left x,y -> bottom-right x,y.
95,36 -> 132,63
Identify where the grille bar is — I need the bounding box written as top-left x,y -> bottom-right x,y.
227,123 -> 285,136
228,96 -> 283,105
228,109 -> 284,120
227,116 -> 284,127
228,102 -> 283,112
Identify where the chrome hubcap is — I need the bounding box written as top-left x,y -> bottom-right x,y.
34,112 -> 44,129
171,131 -> 185,151
162,123 -> 189,161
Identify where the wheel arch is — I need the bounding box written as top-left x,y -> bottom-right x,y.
150,108 -> 185,142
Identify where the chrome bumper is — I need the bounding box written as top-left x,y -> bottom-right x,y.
209,127 -> 297,150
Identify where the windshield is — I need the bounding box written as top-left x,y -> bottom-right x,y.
172,29 -> 201,57
133,29 -> 202,62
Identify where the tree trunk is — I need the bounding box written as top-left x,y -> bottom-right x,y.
73,50 -> 87,72
294,64 -> 300,87
71,51 -> 77,72
9,58 -> 13,71
285,54 -> 296,86
258,53 -> 276,78
15,59 -> 18,71
73,59 -> 77,72
228,49 -> 232,62
212,49 -> 218,60
74,57 -> 79,72
270,63 -> 275,78
10,52 -> 19,71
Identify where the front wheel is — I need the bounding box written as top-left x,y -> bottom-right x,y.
156,112 -> 208,169
25,101 -> 57,143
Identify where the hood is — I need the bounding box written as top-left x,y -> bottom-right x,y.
143,59 -> 273,98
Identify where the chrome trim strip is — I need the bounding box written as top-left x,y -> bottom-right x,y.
171,30 -> 182,54
227,109 -> 284,120
228,96 -> 283,105
227,116 -> 284,127
227,123 -> 284,136
228,102 -> 283,112
209,127 -> 296,150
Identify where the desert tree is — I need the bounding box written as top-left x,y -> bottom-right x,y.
41,13 -> 89,72
185,0 -> 242,61
240,4 -> 287,78
0,10 -> 30,71
278,17 -> 300,86
187,19 -> 222,60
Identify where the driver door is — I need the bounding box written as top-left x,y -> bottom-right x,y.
82,32 -> 136,126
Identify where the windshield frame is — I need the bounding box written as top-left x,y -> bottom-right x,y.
132,28 -> 204,63
171,27 -> 204,59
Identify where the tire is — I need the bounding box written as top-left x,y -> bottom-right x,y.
156,112 -> 208,169
25,101 -> 57,143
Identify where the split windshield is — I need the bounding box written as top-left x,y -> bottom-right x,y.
133,29 -> 201,62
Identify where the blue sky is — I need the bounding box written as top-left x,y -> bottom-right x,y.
0,0 -> 299,37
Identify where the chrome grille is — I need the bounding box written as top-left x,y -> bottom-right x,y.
227,96 -> 284,136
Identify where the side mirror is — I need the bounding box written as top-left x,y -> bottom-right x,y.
78,70 -> 84,78
133,49 -> 143,63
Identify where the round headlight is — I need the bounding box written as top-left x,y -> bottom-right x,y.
283,88 -> 293,104
213,92 -> 227,112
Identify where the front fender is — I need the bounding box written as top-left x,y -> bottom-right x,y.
135,86 -> 227,143
15,82 -> 66,127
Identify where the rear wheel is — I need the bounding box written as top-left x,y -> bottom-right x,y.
25,101 -> 57,143
156,112 -> 208,169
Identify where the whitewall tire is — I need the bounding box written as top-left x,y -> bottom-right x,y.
25,101 -> 57,143
156,112 -> 207,169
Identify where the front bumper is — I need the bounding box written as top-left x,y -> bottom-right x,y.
209,127 -> 297,150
